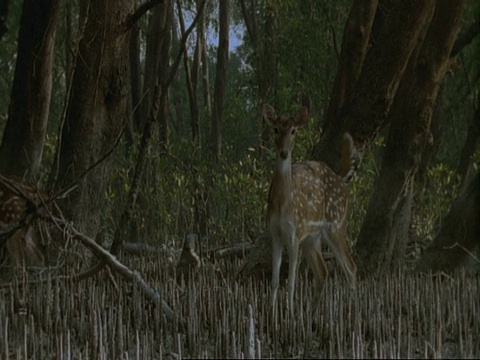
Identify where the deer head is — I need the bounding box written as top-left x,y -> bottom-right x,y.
263,104 -> 309,161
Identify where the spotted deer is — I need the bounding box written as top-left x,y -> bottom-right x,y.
0,176 -> 47,268
263,104 -> 357,315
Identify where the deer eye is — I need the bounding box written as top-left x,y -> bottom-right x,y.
274,128 -> 279,135
291,128 -> 296,135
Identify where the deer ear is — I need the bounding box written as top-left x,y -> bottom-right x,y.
262,104 -> 277,127
295,106 -> 309,126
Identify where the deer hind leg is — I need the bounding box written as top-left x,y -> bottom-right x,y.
301,234 -> 328,314
6,229 -> 27,269
322,228 -> 357,289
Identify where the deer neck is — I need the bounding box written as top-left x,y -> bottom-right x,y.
269,154 -> 293,215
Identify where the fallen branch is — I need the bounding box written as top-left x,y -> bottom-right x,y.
443,242 -> 480,264
52,216 -> 184,329
207,242 -> 254,260
123,242 -> 165,255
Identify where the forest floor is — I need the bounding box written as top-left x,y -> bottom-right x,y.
0,250 -> 479,359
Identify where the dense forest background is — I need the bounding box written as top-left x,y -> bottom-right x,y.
0,0 -> 479,358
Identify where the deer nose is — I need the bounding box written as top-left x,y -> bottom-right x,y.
280,150 -> 288,159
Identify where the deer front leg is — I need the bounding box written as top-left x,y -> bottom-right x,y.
271,238 -> 283,310
286,234 -> 299,317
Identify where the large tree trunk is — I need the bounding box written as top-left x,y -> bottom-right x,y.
52,0 -> 134,235
355,0 -> 466,275
312,0 -> 435,172
320,0 -> 378,133
416,171 -> 480,272
0,0 -> 60,180
211,0 -> 229,160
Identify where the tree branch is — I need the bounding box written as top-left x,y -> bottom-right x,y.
52,216 -> 185,329
165,0 -> 206,89
451,20 -> 480,57
238,0 -> 257,45
126,0 -> 165,28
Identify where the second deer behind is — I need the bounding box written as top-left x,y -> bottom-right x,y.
263,104 -> 357,317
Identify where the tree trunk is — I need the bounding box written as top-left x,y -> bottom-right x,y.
0,0 -> 60,180
355,0 -> 466,275
238,0 -> 276,153
52,0 -> 134,235
65,0 -> 74,90
211,0 -> 229,160
416,171 -> 480,272
0,0 -> 10,40
129,22 -> 143,136
456,93 -> 480,188
321,0 -> 378,133
200,25 -> 211,119
258,3 -> 276,152
311,0 -> 436,172
157,0 -> 172,144
140,1 -> 169,133
177,0 -> 200,146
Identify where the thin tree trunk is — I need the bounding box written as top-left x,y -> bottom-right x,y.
65,0 -> 74,90
258,3 -> 275,152
177,0 -> 200,145
157,0 -> 172,144
201,27 -> 211,118
456,94 -> 480,187
238,0 -> 275,154
355,0 -> 466,275
211,0 -> 229,160
129,22 -> 143,135
191,0 -> 203,92
0,0 -> 60,180
140,2 -> 169,133
169,3 -> 185,134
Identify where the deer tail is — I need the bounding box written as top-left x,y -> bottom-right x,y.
338,132 -> 358,183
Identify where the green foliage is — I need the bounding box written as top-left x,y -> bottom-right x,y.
412,163 -> 462,241
1,0 -> 477,263
434,4 -> 479,165
105,137 -> 271,249
347,137 -> 386,243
